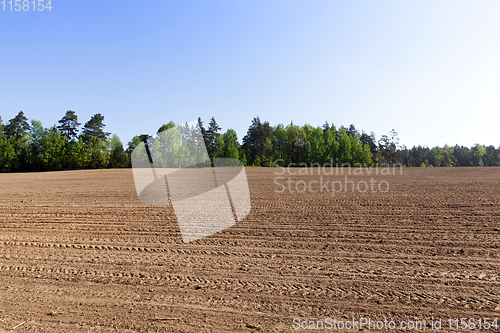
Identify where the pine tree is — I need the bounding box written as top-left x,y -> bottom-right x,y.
57,110 -> 81,140
242,117 -> 273,166
206,117 -> 222,160
346,124 -> 359,137
80,113 -> 110,143
322,121 -> 330,134
4,111 -> 30,141
197,117 -> 209,151
3,111 -> 30,170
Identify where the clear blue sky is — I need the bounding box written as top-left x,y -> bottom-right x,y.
1,0 -> 499,148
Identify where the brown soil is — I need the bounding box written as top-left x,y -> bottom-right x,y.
0,167 -> 499,332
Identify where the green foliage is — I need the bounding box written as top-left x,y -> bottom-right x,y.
1,112 -> 499,172
39,126 -> 66,170
127,135 -> 147,153
430,146 -> 443,167
57,110 -> 80,141
242,117 -> 273,166
471,144 -> 486,166
143,123 -> 211,168
484,145 -> 500,166
377,129 -> 399,165
205,117 -> 223,160
361,144 -> 373,165
452,145 -> 471,166
322,125 -> 337,163
360,131 -> 377,157
109,134 -> 127,168
222,129 -> 239,160
303,125 -> 323,164
68,138 -> 88,169
157,121 -> 176,134
86,136 -> 111,169
3,111 -> 31,170
29,120 -> 45,169
4,111 -> 30,141
272,124 -> 287,163
285,124 -> 303,164
0,112 -> 129,172
0,132 -> 15,171
441,145 -> 455,167
239,151 -> 247,166
80,113 -> 110,143
337,127 -> 352,163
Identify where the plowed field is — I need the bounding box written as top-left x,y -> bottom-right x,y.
0,167 -> 499,332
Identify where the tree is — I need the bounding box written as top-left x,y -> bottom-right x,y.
3,113 -> 498,171
0,132 -> 15,172
337,127 -> 352,163
197,117 -> 210,152
28,121 -> 66,171
57,110 -> 81,140
242,117 -> 273,166
39,126 -> 66,170
323,125 -> 338,163
483,145 -> 500,166
284,124 -> 303,164
239,150 -> 247,166
68,138 -> 89,169
126,134 -> 151,167
441,145 -> 455,167
453,145 -> 471,166
305,126 -> 325,164
4,111 -> 30,141
205,117 -> 223,160
346,124 -> 359,137
157,121 -> 176,134
378,129 -> 399,165
349,133 -> 368,165
361,144 -> 373,166
409,145 -> 430,167
360,131 -> 378,157
127,134 -> 150,152
430,146 -> 443,167
471,144 -> 486,166
272,124 -> 287,164
86,137 -> 111,169
29,120 -> 45,170
109,134 -> 127,168
222,129 -> 239,160
322,121 -> 330,134
3,111 -> 31,170
261,137 -> 275,166
80,113 -> 110,143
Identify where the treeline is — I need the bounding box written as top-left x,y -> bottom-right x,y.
397,144 -> 499,167
0,111 -> 498,172
0,111 -> 128,172
131,117 -> 499,167
200,117 -> 497,168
